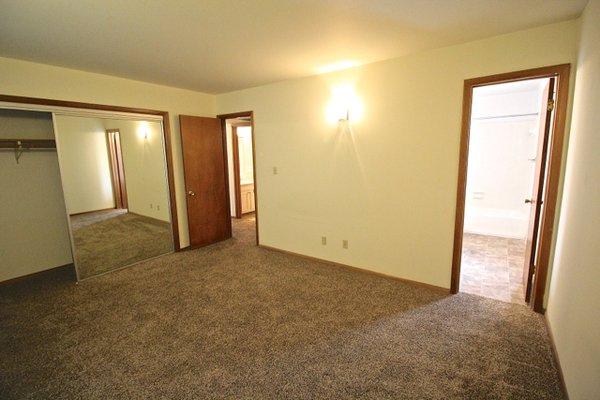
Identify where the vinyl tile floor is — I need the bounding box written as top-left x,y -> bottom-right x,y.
460,233 -> 527,305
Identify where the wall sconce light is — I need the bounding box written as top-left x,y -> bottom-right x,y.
339,109 -> 350,123
326,84 -> 363,125
138,126 -> 150,141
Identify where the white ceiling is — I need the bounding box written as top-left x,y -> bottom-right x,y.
0,0 -> 587,94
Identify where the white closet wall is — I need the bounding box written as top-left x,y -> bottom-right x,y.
53,115 -> 115,215
0,109 -> 72,281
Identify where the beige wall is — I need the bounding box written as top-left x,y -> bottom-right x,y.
0,20 -> 580,287
0,110 -> 72,281
217,20 -> 579,288
237,126 -> 254,185
102,119 -> 171,222
0,56 -> 216,248
546,1 -> 600,399
54,115 -> 115,214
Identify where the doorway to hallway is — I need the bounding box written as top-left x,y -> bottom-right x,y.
222,113 -> 257,242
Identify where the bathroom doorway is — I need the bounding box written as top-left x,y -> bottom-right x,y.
451,65 -> 570,312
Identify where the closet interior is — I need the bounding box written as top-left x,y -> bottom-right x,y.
1,106 -> 174,282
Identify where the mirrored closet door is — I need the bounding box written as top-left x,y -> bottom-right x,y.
53,114 -> 174,280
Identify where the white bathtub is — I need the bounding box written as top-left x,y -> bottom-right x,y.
464,206 -> 529,239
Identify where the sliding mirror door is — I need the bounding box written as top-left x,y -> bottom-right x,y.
53,115 -> 174,280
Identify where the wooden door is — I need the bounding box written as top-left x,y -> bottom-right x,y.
180,115 -> 231,248
106,129 -> 128,209
522,78 -> 555,301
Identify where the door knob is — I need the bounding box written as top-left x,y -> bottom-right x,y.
525,198 -> 533,204
188,190 -> 195,196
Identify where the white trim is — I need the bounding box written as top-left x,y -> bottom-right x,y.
51,113 -> 80,281
0,101 -> 163,122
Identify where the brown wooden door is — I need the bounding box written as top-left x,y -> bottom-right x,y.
522,78 -> 555,301
107,130 -> 128,209
180,115 -> 231,248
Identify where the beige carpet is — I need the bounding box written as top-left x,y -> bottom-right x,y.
70,210 -> 173,279
0,215 -> 565,399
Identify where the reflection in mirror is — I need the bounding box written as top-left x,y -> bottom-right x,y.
53,115 -> 173,280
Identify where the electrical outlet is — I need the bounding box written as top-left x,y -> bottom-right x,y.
321,236 -> 327,245
156,205 -> 160,211
273,166 -> 278,175
150,204 -> 153,209
342,240 -> 348,249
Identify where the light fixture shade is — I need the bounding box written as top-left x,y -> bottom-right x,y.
326,84 -> 363,124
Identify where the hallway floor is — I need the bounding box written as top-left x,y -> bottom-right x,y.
460,233 -> 527,305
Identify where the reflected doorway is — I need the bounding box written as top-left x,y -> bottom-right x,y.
224,116 -> 257,243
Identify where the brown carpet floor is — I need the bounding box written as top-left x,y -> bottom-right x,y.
0,215 -> 565,399
70,210 -> 173,280
70,209 -> 128,229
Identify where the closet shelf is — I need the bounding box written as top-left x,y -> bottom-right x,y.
0,138 -> 57,164
0,138 -> 56,149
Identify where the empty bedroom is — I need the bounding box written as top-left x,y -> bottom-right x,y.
1,1 -> 598,399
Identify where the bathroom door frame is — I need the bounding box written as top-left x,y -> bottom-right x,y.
450,64 -> 571,313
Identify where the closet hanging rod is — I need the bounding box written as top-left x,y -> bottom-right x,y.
472,112 -> 538,121
0,139 -> 57,164
0,138 -> 56,149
